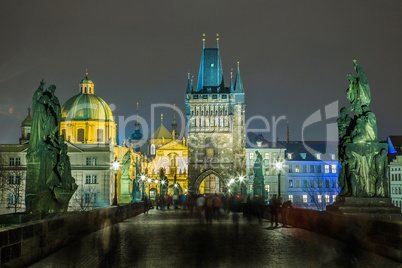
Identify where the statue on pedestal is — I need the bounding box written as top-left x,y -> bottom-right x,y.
337,61 -> 387,198
253,151 -> 265,202
26,80 -> 77,213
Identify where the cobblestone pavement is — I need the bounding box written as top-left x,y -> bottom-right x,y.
30,208 -> 399,268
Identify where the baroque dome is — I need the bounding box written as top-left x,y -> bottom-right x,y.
61,93 -> 114,122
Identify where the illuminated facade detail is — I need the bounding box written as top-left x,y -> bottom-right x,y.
388,136 -> 402,211
186,36 -> 246,193
60,73 -> 117,145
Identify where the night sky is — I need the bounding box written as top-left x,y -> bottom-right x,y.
1,1 -> 402,144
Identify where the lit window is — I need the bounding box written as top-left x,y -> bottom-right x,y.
249,153 -> 254,160
316,153 -> 321,160
211,63 -> 214,67
289,179 -> 293,188
92,175 -> 97,184
318,195 -> 322,203
249,184 -> 253,191
331,154 -> 336,160
325,165 -> 329,173
303,195 -> 307,203
288,195 -> 293,203
333,195 -> 337,202
331,165 -> 337,173
265,184 -> 270,193
302,165 -> 307,173
86,175 -> 91,184
325,195 -> 330,203
151,144 -> 156,155
264,153 -> 269,160
295,165 -> 300,173
288,153 -> 292,159
288,165 -> 293,173
92,157 -> 97,166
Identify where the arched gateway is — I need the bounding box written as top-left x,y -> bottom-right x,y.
193,170 -> 227,194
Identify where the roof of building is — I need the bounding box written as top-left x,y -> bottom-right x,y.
61,93 -> 114,122
387,136 -> 402,163
150,123 -> 172,140
21,113 -> 32,127
280,141 -> 338,162
246,132 -> 285,149
197,48 -> 224,91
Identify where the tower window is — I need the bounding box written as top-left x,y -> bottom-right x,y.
211,63 -> 214,67
222,95 -> 227,99
193,95 -> 198,99
151,144 -> 156,155
212,95 -> 217,99
203,95 -> 208,99
97,129 -> 104,142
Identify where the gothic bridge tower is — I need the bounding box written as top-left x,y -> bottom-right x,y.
185,34 -> 245,194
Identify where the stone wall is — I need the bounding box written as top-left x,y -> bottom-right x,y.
278,207 -> 402,262
0,202 -> 144,267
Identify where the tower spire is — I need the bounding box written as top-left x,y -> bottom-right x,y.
136,102 -> 139,122
216,33 -> 219,49
186,73 -> 191,93
234,61 -> 244,93
86,68 -> 88,79
230,68 -> 234,92
191,76 -> 194,92
286,120 -> 290,142
172,104 -> 178,139
202,33 -> 206,49
161,114 -> 163,124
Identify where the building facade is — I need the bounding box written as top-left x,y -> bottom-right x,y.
185,36 -> 245,194
388,136 -> 402,211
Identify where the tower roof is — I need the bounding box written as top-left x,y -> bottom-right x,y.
21,108 -> 32,127
196,47 -> 224,91
150,123 -> 173,140
234,62 -> 244,93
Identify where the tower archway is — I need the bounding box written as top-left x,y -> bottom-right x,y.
193,170 -> 227,194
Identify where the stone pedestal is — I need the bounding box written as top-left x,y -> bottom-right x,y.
120,176 -> 132,203
327,197 -> 402,220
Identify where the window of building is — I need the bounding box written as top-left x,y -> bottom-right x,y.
331,154 -> 336,160
86,157 -> 91,166
15,157 -> 21,166
303,180 -> 308,188
289,195 -> 293,203
9,157 -> 14,166
264,153 -> 269,160
15,176 -> 20,184
302,165 -> 307,173
93,193 -> 98,204
333,195 -> 337,202
316,153 -> 321,160
86,175 -> 91,184
8,194 -> 15,204
288,165 -> 293,173
318,195 -> 322,203
392,174 -> 395,181
8,176 -> 13,184
310,195 -> 315,203
86,157 -> 97,166
203,95 -> 208,99
399,174 -> 401,181
97,129 -> 103,142
296,195 -> 301,203
249,184 -> 253,192
296,180 -> 301,188
193,95 -> 198,99
220,118 -> 224,127
325,165 -> 330,173
332,180 -> 337,188
212,95 -> 217,99
311,180 -> 315,188
151,144 -> 156,155
215,118 -> 219,127
77,129 -> 85,142
288,153 -> 292,159
392,187 -> 395,194
289,180 -> 293,188
85,193 -> 91,204
317,165 -> 322,173
295,165 -> 300,173
325,180 -> 330,188
325,195 -> 330,203
318,180 -> 323,188
249,153 -> 254,160
331,165 -> 337,174
222,95 -> 227,99
265,184 -> 270,193
303,195 -> 308,203
265,167 -> 270,176
310,165 -> 315,173
92,175 -> 97,184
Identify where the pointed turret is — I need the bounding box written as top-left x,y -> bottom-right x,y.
234,62 -> 244,93
186,73 -> 191,93
190,76 -> 194,92
132,102 -> 143,140
196,33 -> 224,91
172,104 -> 178,139
230,68 -> 234,92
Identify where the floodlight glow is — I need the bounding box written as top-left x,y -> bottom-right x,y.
276,162 -> 283,170
155,179 -> 158,184
239,176 -> 244,182
147,178 -> 151,183
161,180 -> 165,185
175,183 -> 178,187
229,179 -> 235,184
141,175 -> 145,181
112,160 -> 120,171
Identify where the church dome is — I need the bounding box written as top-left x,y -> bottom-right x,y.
21,111 -> 32,127
61,93 -> 114,122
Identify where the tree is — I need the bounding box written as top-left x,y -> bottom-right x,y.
6,170 -> 25,213
71,186 -> 100,211
302,173 -> 339,211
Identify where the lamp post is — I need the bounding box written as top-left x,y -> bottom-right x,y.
141,175 -> 145,199
112,160 -> 120,206
239,176 -> 244,197
275,161 -> 283,199
155,179 -> 159,195
147,178 -> 152,200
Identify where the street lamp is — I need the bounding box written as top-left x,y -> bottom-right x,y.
141,175 -> 145,199
155,179 -> 159,195
275,161 -> 283,199
112,160 -> 120,206
147,177 -> 152,200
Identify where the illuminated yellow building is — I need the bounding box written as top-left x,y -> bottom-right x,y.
144,114 -> 188,197
60,73 -> 116,145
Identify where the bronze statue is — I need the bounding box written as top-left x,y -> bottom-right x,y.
337,61 -> 388,199
26,80 -> 77,213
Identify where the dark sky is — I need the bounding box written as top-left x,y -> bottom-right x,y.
1,1 -> 402,144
